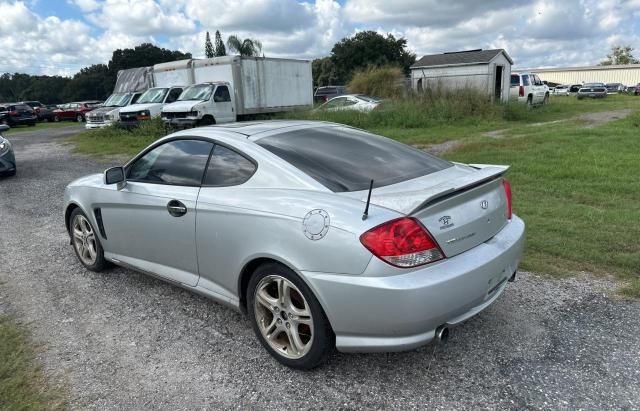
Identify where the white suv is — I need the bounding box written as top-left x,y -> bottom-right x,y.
510,73 -> 550,105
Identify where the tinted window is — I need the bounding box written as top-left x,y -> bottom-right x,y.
257,127 -> 453,192
522,75 -> 531,86
510,75 -> 519,86
131,93 -> 141,104
213,86 -> 231,102
128,139 -> 213,185
203,145 -> 256,186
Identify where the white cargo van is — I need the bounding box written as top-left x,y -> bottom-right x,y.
118,86 -> 185,127
161,56 -> 312,126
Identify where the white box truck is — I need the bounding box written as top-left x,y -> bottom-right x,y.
118,60 -> 195,127
161,56 -> 312,126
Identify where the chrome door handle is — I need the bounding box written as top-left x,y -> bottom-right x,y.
167,200 -> 187,217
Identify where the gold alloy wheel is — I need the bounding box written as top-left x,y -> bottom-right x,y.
254,275 -> 314,359
72,214 -> 97,266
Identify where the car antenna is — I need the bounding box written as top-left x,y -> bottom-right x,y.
362,179 -> 374,220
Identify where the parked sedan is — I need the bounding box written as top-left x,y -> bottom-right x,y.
605,83 -> 624,94
0,103 -> 37,127
553,85 -> 570,96
319,94 -> 381,112
577,83 -> 607,99
21,101 -> 56,122
53,101 -> 102,122
0,125 -> 16,176
64,121 -> 525,369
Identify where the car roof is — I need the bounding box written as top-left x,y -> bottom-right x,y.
167,120 -> 340,143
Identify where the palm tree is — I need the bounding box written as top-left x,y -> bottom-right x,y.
226,35 -> 263,57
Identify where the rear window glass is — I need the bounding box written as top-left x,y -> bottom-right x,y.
256,127 -> 453,192
510,75 -> 519,86
522,75 -> 531,86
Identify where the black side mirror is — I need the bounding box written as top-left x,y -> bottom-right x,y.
104,166 -> 125,186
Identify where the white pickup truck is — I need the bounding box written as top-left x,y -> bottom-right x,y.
510,72 -> 549,105
118,86 -> 185,128
161,56 -> 312,126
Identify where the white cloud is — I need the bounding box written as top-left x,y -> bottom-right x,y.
68,0 -> 101,12
88,0 -> 196,36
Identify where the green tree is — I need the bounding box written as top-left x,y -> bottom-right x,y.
600,45 -> 639,65
214,30 -> 226,57
330,31 -> 415,83
227,35 -> 262,57
205,31 -> 214,58
312,57 -> 339,87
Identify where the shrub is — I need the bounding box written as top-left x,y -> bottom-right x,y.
348,66 -> 405,98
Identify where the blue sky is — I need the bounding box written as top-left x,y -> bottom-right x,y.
2,0 -> 640,76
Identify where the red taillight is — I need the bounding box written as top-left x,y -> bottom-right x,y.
503,178 -> 512,220
360,217 -> 444,268
519,86 -> 524,97
8,111 -> 18,116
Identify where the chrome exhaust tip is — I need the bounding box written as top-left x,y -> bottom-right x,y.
435,325 -> 449,344
508,270 -> 517,282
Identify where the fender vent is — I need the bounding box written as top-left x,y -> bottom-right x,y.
94,208 -> 107,240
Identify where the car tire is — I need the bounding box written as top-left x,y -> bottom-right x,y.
248,262 -> 334,369
543,93 -> 549,105
54,115 -> 60,122
198,116 -> 215,126
526,95 -> 533,107
69,208 -> 107,272
76,114 -> 84,123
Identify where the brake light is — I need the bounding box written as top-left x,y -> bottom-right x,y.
360,218 -> 444,268
503,178 -> 512,220
519,86 -> 524,97
8,111 -> 17,116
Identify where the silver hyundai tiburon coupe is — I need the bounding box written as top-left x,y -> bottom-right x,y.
64,121 -> 525,369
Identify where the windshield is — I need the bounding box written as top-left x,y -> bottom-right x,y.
178,84 -> 214,101
137,88 -> 169,104
103,93 -> 131,107
257,126 -> 453,192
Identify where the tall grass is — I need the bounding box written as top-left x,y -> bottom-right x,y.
348,66 -> 405,98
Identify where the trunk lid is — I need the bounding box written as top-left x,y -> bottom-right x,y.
361,164 -> 510,257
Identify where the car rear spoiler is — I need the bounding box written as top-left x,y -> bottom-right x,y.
367,165 -> 510,215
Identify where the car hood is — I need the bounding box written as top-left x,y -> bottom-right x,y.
120,103 -> 162,113
162,101 -> 199,112
88,107 -> 119,115
68,173 -> 104,188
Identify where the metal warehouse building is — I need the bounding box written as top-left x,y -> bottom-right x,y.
520,64 -> 640,85
410,49 -> 513,102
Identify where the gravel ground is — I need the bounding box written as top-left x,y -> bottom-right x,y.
1,127 -> 639,410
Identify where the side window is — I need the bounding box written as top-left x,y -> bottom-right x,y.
344,98 -> 358,106
522,75 -> 531,86
128,139 -> 214,185
203,144 -> 256,186
213,86 -> 231,102
510,75 -> 519,86
166,88 -> 182,103
131,93 -> 141,104
326,97 -> 345,108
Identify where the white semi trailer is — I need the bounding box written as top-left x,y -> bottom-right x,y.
161,56 -> 313,126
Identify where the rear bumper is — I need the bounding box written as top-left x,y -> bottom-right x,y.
302,215 -> 525,353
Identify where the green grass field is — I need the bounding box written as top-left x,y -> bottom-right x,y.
68,95 -> 640,296
0,316 -> 65,409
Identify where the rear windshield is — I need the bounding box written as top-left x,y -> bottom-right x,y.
510,75 -> 519,86
256,126 -> 453,192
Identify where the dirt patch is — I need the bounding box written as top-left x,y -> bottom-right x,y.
414,140 -> 463,155
578,109 -> 634,129
482,129 -> 508,139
